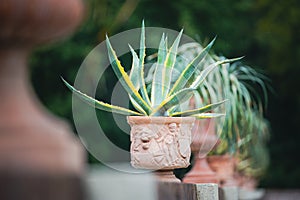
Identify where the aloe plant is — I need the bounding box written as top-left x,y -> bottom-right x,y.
63,22 -> 241,118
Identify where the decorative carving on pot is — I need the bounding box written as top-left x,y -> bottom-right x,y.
128,116 -> 195,170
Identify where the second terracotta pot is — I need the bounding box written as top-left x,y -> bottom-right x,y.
183,119 -> 219,183
207,155 -> 239,187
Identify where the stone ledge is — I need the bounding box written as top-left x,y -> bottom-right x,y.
86,168 -> 300,200
196,183 -> 219,200
86,166 -> 220,200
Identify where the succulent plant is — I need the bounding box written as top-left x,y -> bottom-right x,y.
63,22 -> 240,118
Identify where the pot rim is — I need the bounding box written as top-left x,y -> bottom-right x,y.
127,116 -> 195,125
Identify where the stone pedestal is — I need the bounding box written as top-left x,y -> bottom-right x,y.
155,170 -> 181,183
0,0 -> 85,199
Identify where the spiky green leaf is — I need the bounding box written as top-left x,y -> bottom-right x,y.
190,57 -> 244,89
150,88 -> 195,116
193,113 -> 226,119
105,35 -> 151,114
170,99 -> 228,116
161,29 -> 183,98
168,37 -> 216,95
128,45 -> 147,115
151,33 -> 167,107
138,21 -> 151,105
62,78 -> 142,116
129,44 -> 140,89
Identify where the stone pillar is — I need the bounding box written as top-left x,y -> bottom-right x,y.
0,0 -> 85,199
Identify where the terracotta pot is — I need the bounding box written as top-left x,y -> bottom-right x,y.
238,174 -> 258,191
207,155 -> 239,187
183,119 -> 219,183
127,116 -> 195,182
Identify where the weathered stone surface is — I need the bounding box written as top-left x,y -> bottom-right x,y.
196,183 -> 219,200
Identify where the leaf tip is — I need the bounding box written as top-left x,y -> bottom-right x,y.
210,36 -> 217,45
61,77 -> 69,86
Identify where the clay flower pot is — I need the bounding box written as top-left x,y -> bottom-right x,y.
127,116 -> 195,182
183,119 -> 219,183
207,155 -> 239,187
238,175 -> 258,191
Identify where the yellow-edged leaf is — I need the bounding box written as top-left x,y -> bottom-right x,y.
129,44 -> 140,89
62,78 -> 142,116
193,113 -> 226,119
161,29 -> 183,98
190,57 -> 244,89
106,35 -> 152,115
138,20 -> 152,105
150,88 -> 195,116
170,99 -> 228,116
168,37 -> 216,95
151,33 -> 167,107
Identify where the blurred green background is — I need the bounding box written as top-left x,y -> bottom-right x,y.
30,0 -> 300,188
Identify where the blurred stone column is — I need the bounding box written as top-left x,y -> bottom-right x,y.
0,0 -> 85,199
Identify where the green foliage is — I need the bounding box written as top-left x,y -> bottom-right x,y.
63,23 -> 240,118
216,60 -> 269,154
175,41 -> 271,179
237,109 -> 270,178
255,0 -> 300,74
172,41 -> 269,154
30,0 -> 300,187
